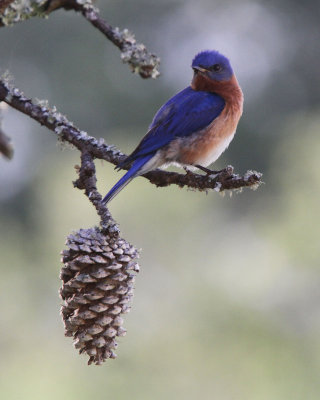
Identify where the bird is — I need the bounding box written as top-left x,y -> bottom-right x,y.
102,50 -> 243,204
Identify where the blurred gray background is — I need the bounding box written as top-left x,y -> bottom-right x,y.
0,0 -> 320,399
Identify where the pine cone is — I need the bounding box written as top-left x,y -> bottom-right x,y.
60,227 -> 139,365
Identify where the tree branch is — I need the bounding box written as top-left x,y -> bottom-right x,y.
0,0 -> 160,79
0,78 -> 262,195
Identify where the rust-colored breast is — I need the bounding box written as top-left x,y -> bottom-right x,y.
177,106 -> 241,166
175,74 -> 244,166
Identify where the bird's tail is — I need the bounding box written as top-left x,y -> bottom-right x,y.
102,154 -> 153,204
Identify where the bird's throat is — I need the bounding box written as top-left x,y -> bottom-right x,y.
191,74 -> 243,106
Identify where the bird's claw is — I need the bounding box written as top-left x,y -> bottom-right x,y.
195,165 -> 225,175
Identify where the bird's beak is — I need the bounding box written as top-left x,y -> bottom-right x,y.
192,66 -> 208,73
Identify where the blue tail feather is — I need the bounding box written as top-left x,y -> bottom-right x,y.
102,155 -> 153,204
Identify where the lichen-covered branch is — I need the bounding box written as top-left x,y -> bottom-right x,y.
0,79 -> 124,163
0,78 -> 262,195
0,0 -> 160,79
145,166 -> 262,193
0,0 -> 48,24
73,151 -> 119,234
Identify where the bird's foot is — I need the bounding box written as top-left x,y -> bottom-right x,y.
195,165 -> 225,175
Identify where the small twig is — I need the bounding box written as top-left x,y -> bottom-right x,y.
0,0 -> 15,14
0,78 -> 263,195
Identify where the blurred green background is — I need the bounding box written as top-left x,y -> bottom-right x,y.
1,0 -> 320,399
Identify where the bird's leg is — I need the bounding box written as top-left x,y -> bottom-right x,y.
195,164 -> 225,175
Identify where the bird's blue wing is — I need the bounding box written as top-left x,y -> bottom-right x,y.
119,86 -> 225,168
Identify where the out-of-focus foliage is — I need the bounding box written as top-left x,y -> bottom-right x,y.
0,0 -> 319,399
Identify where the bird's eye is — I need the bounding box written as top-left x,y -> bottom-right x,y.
212,64 -> 222,72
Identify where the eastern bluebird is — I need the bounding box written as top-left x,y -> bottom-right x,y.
102,50 -> 243,204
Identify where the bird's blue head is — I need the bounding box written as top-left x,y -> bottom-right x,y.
191,50 -> 233,82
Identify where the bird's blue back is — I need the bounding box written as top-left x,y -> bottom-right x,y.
119,86 -> 225,166
104,86 -> 225,204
